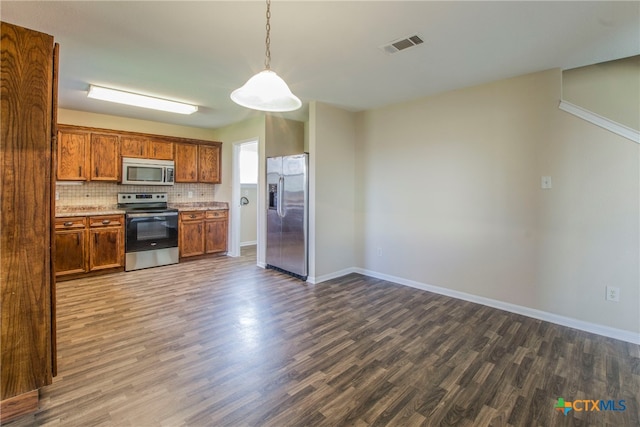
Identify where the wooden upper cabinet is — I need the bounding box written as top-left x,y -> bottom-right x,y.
120,136 -> 146,158
57,130 -> 89,180
174,143 -> 198,182
198,144 -> 221,184
57,127 -> 118,182
121,136 -> 173,160
149,140 -> 173,160
90,133 -> 119,181
57,125 -> 221,184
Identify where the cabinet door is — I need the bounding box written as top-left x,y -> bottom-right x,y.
149,140 -> 174,160
205,219 -> 228,253
179,221 -> 205,257
54,230 -> 87,276
90,133 -> 119,181
175,143 -> 198,182
57,130 -> 89,180
120,136 -> 147,158
89,227 -> 123,271
198,144 -> 221,183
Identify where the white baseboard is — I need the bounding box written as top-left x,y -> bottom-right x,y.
307,267 -> 358,285
312,267 -> 639,345
240,241 -> 257,247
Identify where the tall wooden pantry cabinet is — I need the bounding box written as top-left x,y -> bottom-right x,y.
1,21 -> 58,422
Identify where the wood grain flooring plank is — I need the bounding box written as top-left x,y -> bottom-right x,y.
3,245 -> 638,427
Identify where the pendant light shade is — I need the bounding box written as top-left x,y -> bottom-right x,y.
231,0 -> 301,112
231,70 -> 301,112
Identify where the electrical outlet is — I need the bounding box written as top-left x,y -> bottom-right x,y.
377,247 -> 383,257
606,286 -> 620,302
188,191 -> 193,199
55,191 -> 59,201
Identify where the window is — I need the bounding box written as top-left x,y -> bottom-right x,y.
240,142 -> 258,184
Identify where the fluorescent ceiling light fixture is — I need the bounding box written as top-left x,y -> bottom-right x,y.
230,0 -> 301,112
87,85 -> 198,115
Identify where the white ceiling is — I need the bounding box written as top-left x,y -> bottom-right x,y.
2,1 -> 639,129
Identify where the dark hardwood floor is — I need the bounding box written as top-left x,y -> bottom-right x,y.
6,246 -> 639,426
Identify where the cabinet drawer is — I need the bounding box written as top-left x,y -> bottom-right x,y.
89,215 -> 123,228
206,210 -> 228,219
55,217 -> 87,229
180,211 -> 205,221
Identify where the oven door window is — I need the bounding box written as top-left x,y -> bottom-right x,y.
126,214 -> 178,252
127,166 -> 163,183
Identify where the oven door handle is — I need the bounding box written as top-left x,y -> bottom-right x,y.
126,212 -> 178,219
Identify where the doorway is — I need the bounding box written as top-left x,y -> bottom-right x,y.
230,139 -> 259,258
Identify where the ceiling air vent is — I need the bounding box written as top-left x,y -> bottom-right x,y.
380,34 -> 424,54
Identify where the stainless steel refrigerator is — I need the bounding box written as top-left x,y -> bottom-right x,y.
266,154 -> 308,280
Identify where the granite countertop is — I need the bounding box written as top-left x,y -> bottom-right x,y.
55,202 -> 229,217
55,205 -> 125,218
169,202 -> 229,211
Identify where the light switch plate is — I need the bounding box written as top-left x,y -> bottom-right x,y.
541,176 -> 552,189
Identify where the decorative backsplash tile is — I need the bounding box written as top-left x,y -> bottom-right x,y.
56,182 -> 219,207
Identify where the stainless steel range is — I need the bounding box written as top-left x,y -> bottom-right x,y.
118,192 -> 179,271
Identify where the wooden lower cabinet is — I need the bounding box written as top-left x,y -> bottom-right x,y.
88,215 -> 124,271
205,210 -> 228,254
180,210 -> 227,258
55,229 -> 87,276
179,211 -> 205,257
54,215 -> 124,279
54,217 -> 87,276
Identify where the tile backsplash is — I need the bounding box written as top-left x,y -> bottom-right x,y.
56,182 -> 219,207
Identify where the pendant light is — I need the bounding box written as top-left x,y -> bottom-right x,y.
231,0 -> 301,112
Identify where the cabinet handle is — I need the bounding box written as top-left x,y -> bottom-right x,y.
64,221 -> 73,226
102,219 -> 111,225
78,166 -> 82,176
190,214 -> 196,219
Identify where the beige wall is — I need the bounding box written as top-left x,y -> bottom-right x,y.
562,55 -> 640,131
240,185 -> 258,245
58,108 -> 218,140
265,116 -> 305,157
309,102 -> 357,280
211,115 -> 265,204
355,68 -> 639,334
211,115 -> 266,261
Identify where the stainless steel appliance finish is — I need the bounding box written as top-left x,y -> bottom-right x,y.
266,154 -> 308,280
118,193 -> 179,271
121,157 -> 175,186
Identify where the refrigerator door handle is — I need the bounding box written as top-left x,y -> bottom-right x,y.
277,176 -> 285,218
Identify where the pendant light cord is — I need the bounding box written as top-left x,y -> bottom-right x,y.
264,0 -> 271,70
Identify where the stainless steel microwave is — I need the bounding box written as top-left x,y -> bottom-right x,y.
121,157 -> 175,186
